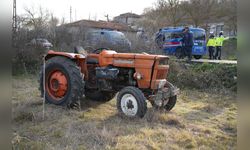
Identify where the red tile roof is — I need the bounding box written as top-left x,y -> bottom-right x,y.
63,19 -> 136,32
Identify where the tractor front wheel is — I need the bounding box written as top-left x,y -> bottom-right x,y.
39,56 -> 84,106
117,86 -> 147,118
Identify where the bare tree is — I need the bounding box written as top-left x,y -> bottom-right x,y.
13,6 -> 59,74
137,8 -> 161,36
220,0 -> 237,35
23,6 -> 50,38
138,0 -> 185,36
48,14 -> 59,45
60,17 -> 66,25
156,0 -> 185,27
182,0 -> 217,27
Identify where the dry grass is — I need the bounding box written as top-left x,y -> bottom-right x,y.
12,75 -> 237,150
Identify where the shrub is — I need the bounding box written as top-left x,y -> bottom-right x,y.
168,62 -> 237,92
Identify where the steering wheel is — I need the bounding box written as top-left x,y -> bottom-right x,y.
91,47 -> 110,54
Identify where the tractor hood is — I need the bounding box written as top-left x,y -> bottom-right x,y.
100,50 -> 168,60
98,50 -> 169,68
97,50 -> 170,89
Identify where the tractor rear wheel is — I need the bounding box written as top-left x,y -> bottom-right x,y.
39,56 -> 84,106
85,89 -> 116,101
117,86 -> 147,118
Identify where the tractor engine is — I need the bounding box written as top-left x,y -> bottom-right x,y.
95,67 -> 136,91
95,66 -> 118,91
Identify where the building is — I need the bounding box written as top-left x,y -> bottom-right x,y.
208,22 -> 237,37
55,19 -> 137,51
59,19 -> 137,41
62,19 -> 136,32
113,13 -> 141,25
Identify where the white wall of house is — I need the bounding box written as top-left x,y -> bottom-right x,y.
114,17 -> 139,25
208,22 -> 236,37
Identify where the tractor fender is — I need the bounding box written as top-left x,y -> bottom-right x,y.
45,50 -> 85,60
165,80 -> 179,97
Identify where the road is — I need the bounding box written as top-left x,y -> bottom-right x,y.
191,59 -> 237,64
175,58 -> 237,65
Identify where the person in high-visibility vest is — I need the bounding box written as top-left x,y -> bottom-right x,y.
207,34 -> 216,59
215,31 -> 229,60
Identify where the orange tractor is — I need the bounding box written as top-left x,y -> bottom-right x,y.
39,48 -> 178,118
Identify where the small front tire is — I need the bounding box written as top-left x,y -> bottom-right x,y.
117,86 -> 147,118
164,96 -> 177,111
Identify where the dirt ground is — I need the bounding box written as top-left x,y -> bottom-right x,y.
12,75 -> 237,150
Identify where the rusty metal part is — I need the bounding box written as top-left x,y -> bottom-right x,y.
46,70 -> 68,100
148,81 -> 179,107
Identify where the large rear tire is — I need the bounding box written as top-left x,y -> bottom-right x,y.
39,56 -> 85,106
117,86 -> 147,118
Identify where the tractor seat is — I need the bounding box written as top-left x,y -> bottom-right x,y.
74,46 -> 99,64
74,46 -> 88,56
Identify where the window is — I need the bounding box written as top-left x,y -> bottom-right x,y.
164,32 -> 171,40
109,32 -> 126,40
164,32 -> 182,40
86,32 -> 101,41
171,32 -> 183,39
192,30 -> 206,40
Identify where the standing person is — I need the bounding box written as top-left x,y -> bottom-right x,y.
182,26 -> 194,62
178,28 -> 186,59
215,31 -> 228,60
155,29 -> 164,49
206,34 -> 216,59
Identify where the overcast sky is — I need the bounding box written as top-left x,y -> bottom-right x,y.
17,0 -> 157,23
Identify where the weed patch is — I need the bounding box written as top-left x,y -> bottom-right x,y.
12,76 -> 237,149
13,112 -> 34,123
168,62 -> 237,92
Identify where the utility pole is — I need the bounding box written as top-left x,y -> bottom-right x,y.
70,6 -> 72,23
12,0 -> 17,47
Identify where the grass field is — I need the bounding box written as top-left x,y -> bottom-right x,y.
12,75 -> 237,150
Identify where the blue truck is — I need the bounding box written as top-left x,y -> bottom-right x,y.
155,27 -> 207,59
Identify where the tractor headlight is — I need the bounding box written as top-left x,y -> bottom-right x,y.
134,72 -> 143,80
158,79 -> 167,89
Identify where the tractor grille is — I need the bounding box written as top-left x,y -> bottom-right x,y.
156,69 -> 167,79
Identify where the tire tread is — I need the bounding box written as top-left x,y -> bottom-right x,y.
39,56 -> 85,106
117,86 -> 147,118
